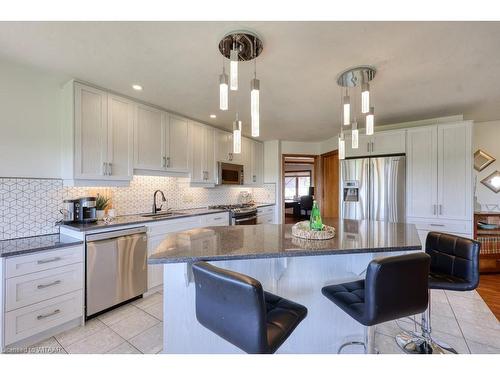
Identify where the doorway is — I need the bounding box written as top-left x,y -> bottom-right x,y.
282,155 -> 318,224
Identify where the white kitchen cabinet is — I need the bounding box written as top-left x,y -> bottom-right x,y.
344,129 -> 406,158
257,205 -> 276,224
62,82 -> 134,185
134,104 -> 166,171
73,83 -> 108,180
406,121 -> 473,236
166,115 -> 189,172
216,130 -> 234,163
189,121 -> 216,185
242,137 -> 253,185
251,141 -> 264,185
1,245 -> 84,349
437,122 -> 472,221
107,94 -> 134,180
406,126 -> 438,219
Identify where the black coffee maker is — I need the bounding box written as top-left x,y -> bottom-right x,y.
74,197 -> 97,223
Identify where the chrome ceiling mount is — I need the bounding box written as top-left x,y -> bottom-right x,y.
337,65 -> 376,87
218,31 -> 263,61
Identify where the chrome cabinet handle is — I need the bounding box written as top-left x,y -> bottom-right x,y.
213,217 -> 222,221
430,224 -> 445,227
371,142 -> 374,153
367,143 -> 370,152
37,309 -> 61,320
433,204 -> 436,215
253,175 -> 256,182
107,162 -> 112,176
37,280 -> 61,289
166,157 -> 171,168
37,257 -> 61,265
162,156 -> 167,168
103,162 -> 107,175
439,205 -> 443,215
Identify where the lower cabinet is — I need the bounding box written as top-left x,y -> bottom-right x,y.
256,205 -> 276,224
146,212 -> 229,289
1,245 -> 85,349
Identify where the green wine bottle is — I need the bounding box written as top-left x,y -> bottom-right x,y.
309,200 -> 323,231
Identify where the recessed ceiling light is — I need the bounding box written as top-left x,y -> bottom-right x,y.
132,84 -> 143,91
210,114 -> 217,118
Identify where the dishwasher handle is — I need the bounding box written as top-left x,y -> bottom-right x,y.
86,227 -> 147,242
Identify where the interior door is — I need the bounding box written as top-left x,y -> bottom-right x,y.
406,126 -> 438,219
167,115 -> 189,172
134,104 -> 165,171
437,122 -> 472,220
321,151 -> 339,218
74,83 -> 108,179
107,94 -> 133,180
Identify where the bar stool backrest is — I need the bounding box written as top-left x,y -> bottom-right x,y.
364,253 -> 430,325
426,232 -> 481,290
192,261 -> 268,353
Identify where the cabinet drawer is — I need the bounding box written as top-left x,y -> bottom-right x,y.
257,206 -> 274,216
407,218 -> 471,235
257,214 -> 274,224
6,245 -> 83,278
201,213 -> 229,226
5,290 -> 83,345
6,263 -> 83,311
147,217 -> 202,236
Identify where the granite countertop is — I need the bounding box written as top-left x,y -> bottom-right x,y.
148,218 -> 421,264
0,234 -> 84,258
60,203 -> 276,232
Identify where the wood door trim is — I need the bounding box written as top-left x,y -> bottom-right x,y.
319,150 -> 339,218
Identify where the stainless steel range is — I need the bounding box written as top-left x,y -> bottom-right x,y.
209,204 -> 258,225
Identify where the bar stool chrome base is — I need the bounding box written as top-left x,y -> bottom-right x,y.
337,326 -> 379,354
395,332 -> 454,354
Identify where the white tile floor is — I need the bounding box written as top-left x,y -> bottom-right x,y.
7,288 -> 500,354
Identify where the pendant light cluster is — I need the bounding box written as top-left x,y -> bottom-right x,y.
218,31 -> 263,153
336,66 -> 377,160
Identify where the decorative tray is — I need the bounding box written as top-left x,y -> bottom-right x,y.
291,221 -> 336,240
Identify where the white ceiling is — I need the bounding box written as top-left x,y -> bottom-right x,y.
0,21 -> 500,141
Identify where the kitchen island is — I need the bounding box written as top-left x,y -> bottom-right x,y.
149,218 -> 421,354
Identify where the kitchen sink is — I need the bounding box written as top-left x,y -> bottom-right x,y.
141,211 -> 185,218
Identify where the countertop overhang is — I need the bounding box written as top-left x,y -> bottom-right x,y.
148,218 -> 422,264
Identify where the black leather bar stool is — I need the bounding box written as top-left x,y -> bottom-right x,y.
322,253 -> 431,354
396,232 -> 480,354
192,261 -> 308,354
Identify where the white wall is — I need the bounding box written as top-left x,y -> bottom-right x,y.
281,141 -> 320,155
473,120 -> 500,210
0,59 -> 66,178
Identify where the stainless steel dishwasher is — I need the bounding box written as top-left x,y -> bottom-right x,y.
86,227 -> 148,318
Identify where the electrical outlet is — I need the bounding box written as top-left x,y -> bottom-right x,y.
183,194 -> 193,203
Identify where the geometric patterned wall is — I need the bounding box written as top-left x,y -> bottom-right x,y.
0,176 -> 276,240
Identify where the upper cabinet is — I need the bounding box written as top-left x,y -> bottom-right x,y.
134,104 -> 165,171
62,81 -> 262,187
189,121 -> 216,185
345,129 -> 406,158
406,122 -> 472,223
134,106 -> 189,174
62,82 -> 133,185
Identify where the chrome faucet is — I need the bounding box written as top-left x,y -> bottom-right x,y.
152,190 -> 167,214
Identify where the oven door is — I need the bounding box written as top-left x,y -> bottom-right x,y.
232,215 -> 258,225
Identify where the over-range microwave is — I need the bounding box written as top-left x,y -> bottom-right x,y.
217,162 -> 244,185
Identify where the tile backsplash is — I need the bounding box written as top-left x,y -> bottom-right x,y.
0,176 -> 276,240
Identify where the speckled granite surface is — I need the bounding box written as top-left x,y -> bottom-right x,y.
0,234 -> 83,258
148,218 -> 422,264
60,204 -> 275,232
59,208 -> 229,232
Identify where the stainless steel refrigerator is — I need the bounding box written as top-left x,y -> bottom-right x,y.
340,155 -> 406,222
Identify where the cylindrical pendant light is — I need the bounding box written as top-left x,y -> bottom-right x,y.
366,107 -> 375,135
361,82 -> 370,114
338,133 -> 345,160
351,121 -> 359,149
343,92 -> 351,126
219,69 -> 228,111
251,76 -> 260,137
233,113 -> 242,154
230,47 -> 238,91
